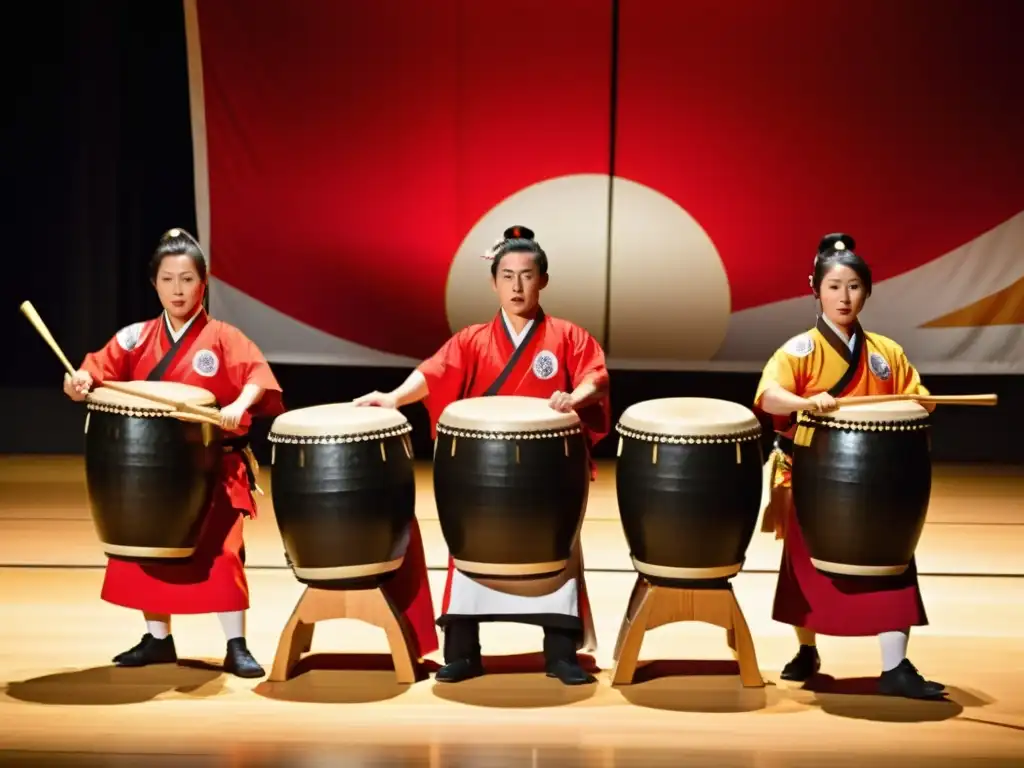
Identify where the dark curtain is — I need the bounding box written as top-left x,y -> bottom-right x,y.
6,0 -> 195,389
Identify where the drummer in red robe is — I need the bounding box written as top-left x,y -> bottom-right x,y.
754,233 -> 944,698
355,226 -> 611,686
63,228 -> 284,678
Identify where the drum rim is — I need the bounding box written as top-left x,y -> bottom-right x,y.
796,412 -> 931,432
269,402 -> 411,438
435,423 -> 583,440
85,381 -> 216,411
615,423 -> 762,445
437,395 -> 582,433
268,422 -> 413,444
86,402 -> 190,418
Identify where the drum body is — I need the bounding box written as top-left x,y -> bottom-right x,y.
615,398 -> 764,586
433,396 -> 589,579
792,401 -> 932,577
84,381 -> 221,560
269,403 -> 416,588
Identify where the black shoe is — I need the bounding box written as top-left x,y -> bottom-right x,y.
223,638 -> 265,679
546,659 -> 596,686
112,633 -> 178,667
435,658 -> 485,683
878,659 -> 945,699
780,644 -> 821,682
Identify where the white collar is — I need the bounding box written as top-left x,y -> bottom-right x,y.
164,306 -> 203,343
501,308 -> 535,349
821,313 -> 856,352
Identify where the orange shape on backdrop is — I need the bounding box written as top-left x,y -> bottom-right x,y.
921,275 -> 1024,328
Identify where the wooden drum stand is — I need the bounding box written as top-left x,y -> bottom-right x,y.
269,582 -> 419,684
611,575 -> 764,688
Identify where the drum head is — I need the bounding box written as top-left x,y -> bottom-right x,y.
86,381 -> 216,413
814,400 -> 930,424
270,402 -> 410,440
618,397 -> 761,438
438,396 -> 580,434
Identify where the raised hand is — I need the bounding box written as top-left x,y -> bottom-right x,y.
63,370 -> 93,402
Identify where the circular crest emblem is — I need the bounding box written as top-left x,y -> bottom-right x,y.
783,333 -> 815,358
868,352 -> 891,381
115,322 -> 144,352
192,349 -> 219,378
532,350 -> 558,381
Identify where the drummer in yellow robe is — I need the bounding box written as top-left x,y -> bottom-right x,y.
754,233 -> 944,699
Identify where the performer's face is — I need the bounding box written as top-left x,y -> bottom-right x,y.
819,264 -> 866,329
492,251 -> 547,317
154,254 -> 205,320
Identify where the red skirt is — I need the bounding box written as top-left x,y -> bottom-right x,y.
380,518 -> 440,659
773,504 -> 929,636
100,457 -> 250,615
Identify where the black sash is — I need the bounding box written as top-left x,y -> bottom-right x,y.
147,315 -> 195,382
816,316 -> 865,397
776,318 -> 865,455
482,309 -> 545,396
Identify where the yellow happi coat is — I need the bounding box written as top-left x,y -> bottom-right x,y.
753,317 -> 930,636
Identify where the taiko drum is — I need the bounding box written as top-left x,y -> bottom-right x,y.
615,397 -> 764,586
84,381 -> 221,560
432,396 -> 590,579
791,400 -> 932,577
269,403 -> 416,588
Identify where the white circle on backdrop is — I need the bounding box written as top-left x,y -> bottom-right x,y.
445,174 -> 611,343
606,176 -> 731,360
445,174 -> 731,361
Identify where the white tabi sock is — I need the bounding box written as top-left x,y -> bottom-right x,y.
879,629 -> 910,672
144,614 -> 171,640
218,610 -> 245,641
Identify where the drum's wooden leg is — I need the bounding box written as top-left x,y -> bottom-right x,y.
293,619 -> 315,656
268,585 -> 417,685
612,575 -> 648,662
299,627 -> 313,655
726,593 -> 763,688
370,589 -> 417,685
269,588 -> 314,683
610,584 -> 764,688
610,585 -> 656,685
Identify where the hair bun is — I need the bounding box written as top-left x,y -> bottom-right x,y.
503,225 -> 535,241
161,227 -> 200,246
817,232 -> 856,256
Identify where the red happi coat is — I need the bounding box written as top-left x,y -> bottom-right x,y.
417,310 -> 612,644
80,310 -> 284,615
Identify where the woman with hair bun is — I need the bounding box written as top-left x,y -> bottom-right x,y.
63,228 -> 284,678
754,233 -> 945,699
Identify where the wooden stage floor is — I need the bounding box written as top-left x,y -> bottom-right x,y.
1,456 -> 1022,766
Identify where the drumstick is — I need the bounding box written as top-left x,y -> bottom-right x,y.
837,393 -> 998,407
19,301 -> 78,377
21,300 -> 222,419
170,410 -> 223,427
